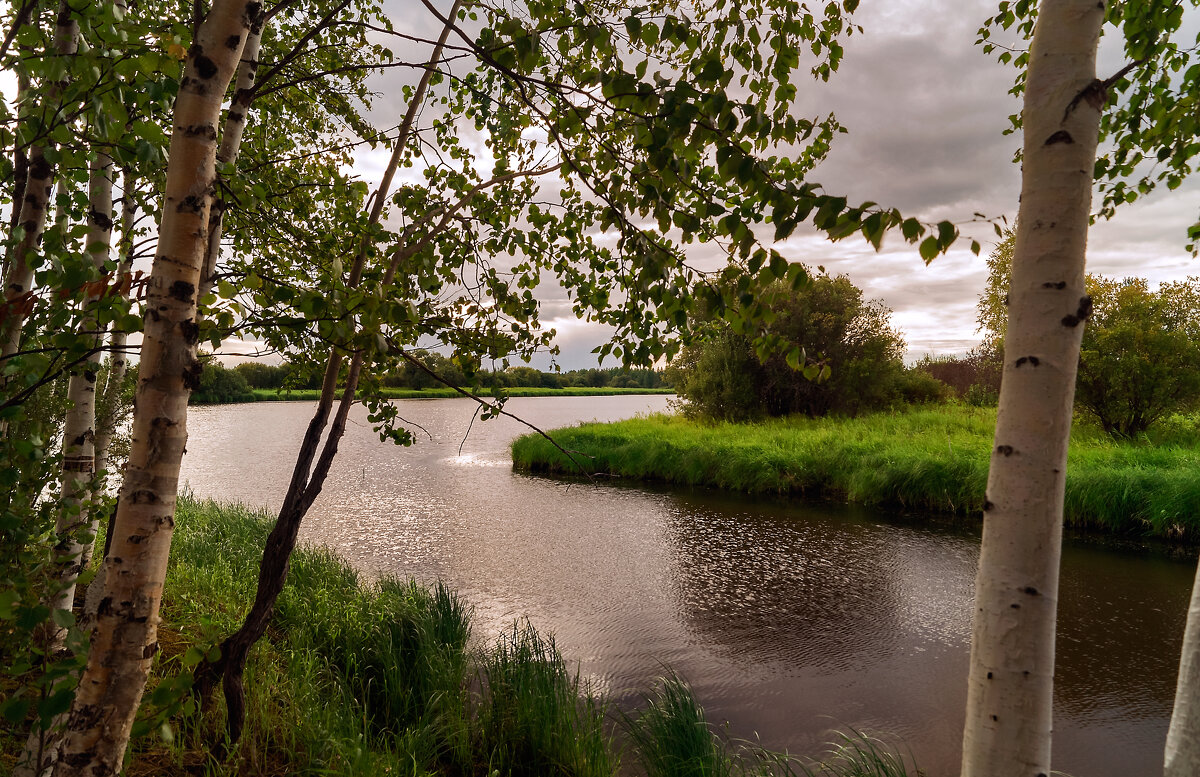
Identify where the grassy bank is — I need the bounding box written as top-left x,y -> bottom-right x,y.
1,498 -> 918,776
197,386 -> 673,404
511,406 -> 1200,540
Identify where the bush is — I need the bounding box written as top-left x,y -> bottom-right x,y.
912,344 -> 1002,402
667,275 -> 908,421
191,360 -> 256,404
1076,277 -> 1200,436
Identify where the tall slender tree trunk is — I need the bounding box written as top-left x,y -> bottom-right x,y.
200,14 -> 263,302
960,3 -> 1106,776
194,0 -> 464,744
92,170 -> 138,505
50,150 -> 115,625
51,3 -> 253,773
1166,560 -> 1200,776
14,150 -> 118,777
1,1 -> 78,367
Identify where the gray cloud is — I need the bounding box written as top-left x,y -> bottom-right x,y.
336,1 -> 1199,369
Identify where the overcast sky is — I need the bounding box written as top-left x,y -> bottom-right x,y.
259,0 -> 1200,369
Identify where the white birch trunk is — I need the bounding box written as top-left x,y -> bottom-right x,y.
51,2 -> 252,773
92,170 -> 138,493
50,151 -> 115,621
1166,559 -> 1200,776
1,3 -> 78,366
200,17 -> 263,301
960,3 -> 1106,776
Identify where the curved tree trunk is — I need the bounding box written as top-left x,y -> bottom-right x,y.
51,3 -> 252,773
1166,559 -> 1200,776
960,2 -> 1106,776
195,0 -> 464,744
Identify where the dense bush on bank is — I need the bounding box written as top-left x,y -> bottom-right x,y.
0,499 -> 918,776
511,406 -> 1200,540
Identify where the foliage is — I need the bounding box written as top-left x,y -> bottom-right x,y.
978,1 -> 1200,252
191,360 -> 255,405
512,407 -> 1200,539
979,234 -> 1200,435
668,276 -> 907,421
912,345 -> 1002,406
1076,276 -> 1200,436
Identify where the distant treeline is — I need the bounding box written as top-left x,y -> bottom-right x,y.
191,353 -> 670,404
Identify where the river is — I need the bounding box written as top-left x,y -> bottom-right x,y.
179,395 -> 1195,777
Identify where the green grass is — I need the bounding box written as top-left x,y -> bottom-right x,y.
233,386 -> 673,403
511,405 -> 1200,540
623,676 -> 920,777
2,499 -> 923,776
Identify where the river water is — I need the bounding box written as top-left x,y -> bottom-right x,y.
179,396 -> 1196,777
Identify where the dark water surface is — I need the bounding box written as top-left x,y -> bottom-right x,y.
181,396 -> 1196,777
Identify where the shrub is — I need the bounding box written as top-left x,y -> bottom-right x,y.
668,275 -> 908,420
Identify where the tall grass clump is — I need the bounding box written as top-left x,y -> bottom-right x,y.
511,406 -> 1200,539
475,622 -> 614,777
624,676 -> 919,777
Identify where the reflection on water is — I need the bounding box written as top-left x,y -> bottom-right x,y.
181,397 -> 1196,777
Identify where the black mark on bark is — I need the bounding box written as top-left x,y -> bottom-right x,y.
1045,130 -> 1074,145
1023,586 -> 1039,595
183,123 -> 218,140
130,490 -> 158,504
1015,356 -> 1040,368
180,319 -> 200,345
1042,281 -> 1066,290
226,34 -> 242,49
996,445 -> 1014,456
169,280 -> 196,301
194,54 -> 218,80
1062,295 -> 1093,327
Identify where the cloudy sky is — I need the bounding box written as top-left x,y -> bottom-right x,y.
281,0 -> 1200,369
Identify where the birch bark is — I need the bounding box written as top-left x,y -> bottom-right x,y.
50,151 -> 115,627
960,2 -> 1106,775
1,2 -> 78,367
1166,560 -> 1200,776
51,2 -> 253,773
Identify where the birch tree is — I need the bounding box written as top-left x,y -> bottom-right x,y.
49,2 -> 253,771
964,1 -> 1200,774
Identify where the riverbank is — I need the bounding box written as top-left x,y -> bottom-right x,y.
510,406 -> 1200,540
0,498 -> 916,776
191,386 -> 674,405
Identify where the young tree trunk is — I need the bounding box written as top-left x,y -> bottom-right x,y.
1,2 -> 78,367
194,0 -> 464,744
960,2 -> 1106,776
200,12 -> 264,301
92,169 -> 138,501
50,3 -> 252,774
1166,560 -> 1200,776
50,150 -> 115,628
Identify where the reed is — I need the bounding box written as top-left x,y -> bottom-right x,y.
0,499 -> 924,775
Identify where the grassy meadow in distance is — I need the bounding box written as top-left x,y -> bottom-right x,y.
0,498 -> 917,777
511,405 -> 1200,540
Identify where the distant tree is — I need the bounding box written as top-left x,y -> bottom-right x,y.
1075,277 -> 1200,436
914,345 -> 1003,406
979,238 -> 1200,436
668,275 -> 907,420
192,361 -> 255,404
